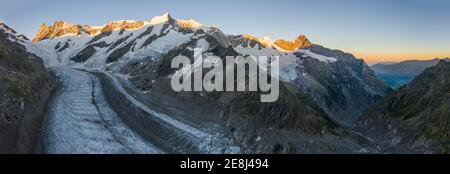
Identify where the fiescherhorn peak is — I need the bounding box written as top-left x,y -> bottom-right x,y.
244,34 -> 313,51
32,13 -> 202,42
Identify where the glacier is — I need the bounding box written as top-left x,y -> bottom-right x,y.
40,67 -> 161,154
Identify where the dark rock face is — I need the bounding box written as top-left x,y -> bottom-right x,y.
87,31 -> 112,45
228,36 -> 392,124
70,42 -> 111,63
140,24 -> 172,49
0,23 -> 56,153
107,35 -> 132,53
228,35 -> 262,49
357,61 -> 450,153
57,42 -> 70,52
71,45 -> 97,63
229,89 -> 373,153
91,41 -> 110,48
296,47 -> 392,123
106,40 -> 134,63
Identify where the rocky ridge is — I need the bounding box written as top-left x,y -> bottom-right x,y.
0,22 -> 55,153
357,61 -> 450,153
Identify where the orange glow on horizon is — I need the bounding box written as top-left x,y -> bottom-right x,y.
347,50 -> 450,65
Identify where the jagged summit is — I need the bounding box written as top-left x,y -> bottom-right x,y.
32,21 -> 86,42
32,20 -> 147,42
32,13 -> 204,42
149,13 -> 202,28
176,18 -> 202,29
0,22 -> 18,34
148,12 -> 175,25
274,35 -> 313,51
242,34 -> 313,51
0,22 -> 29,42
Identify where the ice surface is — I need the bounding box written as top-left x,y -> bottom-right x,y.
41,67 -> 161,154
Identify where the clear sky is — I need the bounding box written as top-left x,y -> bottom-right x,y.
1,0 -> 449,64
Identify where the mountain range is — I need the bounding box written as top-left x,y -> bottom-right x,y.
0,13 -> 447,153
28,13 -> 391,124
371,58 -> 450,89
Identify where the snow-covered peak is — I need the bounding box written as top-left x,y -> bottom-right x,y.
243,34 -> 271,48
31,13 -> 209,42
273,35 -> 313,52
176,18 -> 202,29
99,20 -> 145,33
148,13 -> 174,25
259,36 -> 274,47
241,34 -> 313,52
28,12 -> 205,69
0,22 -> 29,44
0,23 -> 17,35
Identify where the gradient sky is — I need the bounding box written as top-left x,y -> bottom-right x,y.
1,0 -> 449,64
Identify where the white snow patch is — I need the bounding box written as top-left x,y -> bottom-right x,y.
195,39 -> 210,51
176,19 -> 202,28
259,36 -> 274,47
148,13 -> 171,25
298,49 -> 337,63
234,46 -> 301,82
142,28 -> 193,54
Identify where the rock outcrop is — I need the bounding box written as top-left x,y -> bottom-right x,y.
0,23 -> 56,153
32,20 -> 147,42
273,35 -> 313,51
240,34 -> 313,51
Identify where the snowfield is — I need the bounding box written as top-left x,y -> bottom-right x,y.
40,67 -> 161,154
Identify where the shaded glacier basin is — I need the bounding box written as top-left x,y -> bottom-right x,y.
39,67 -> 239,154
39,67 -> 160,154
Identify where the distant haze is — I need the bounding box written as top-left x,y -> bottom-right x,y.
1,0 -> 449,64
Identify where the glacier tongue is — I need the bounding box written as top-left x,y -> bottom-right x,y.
40,67 -> 161,154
